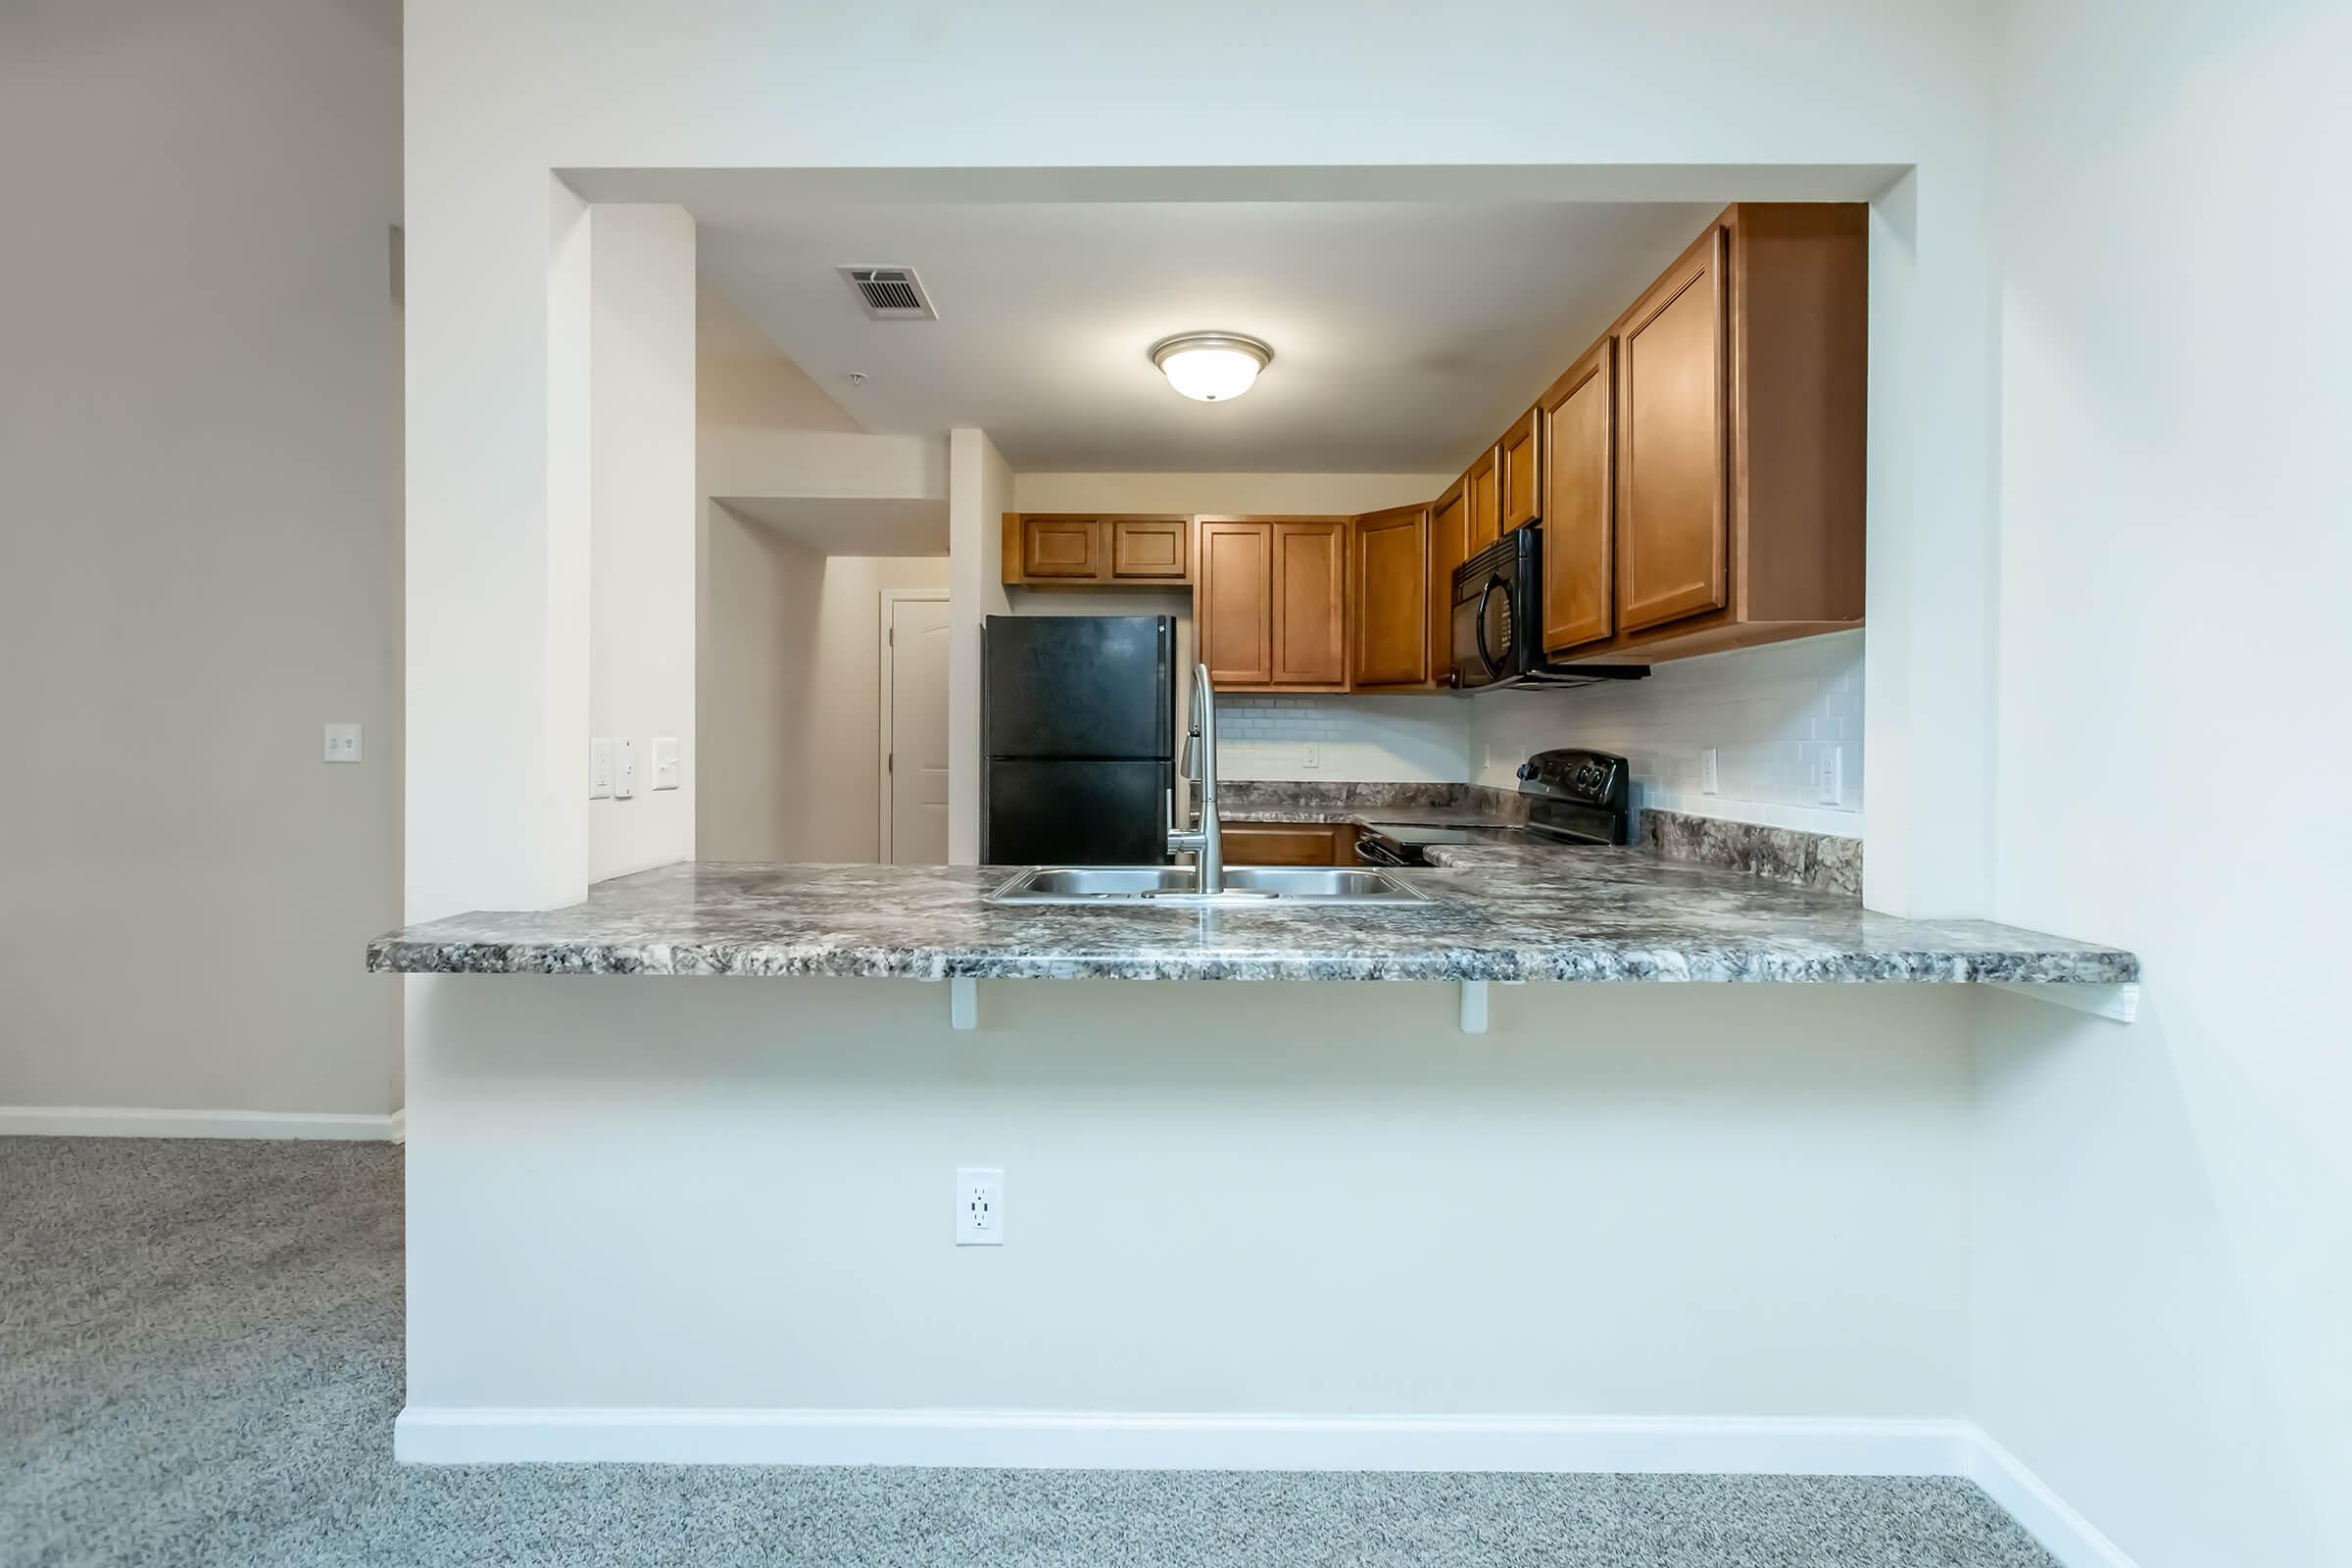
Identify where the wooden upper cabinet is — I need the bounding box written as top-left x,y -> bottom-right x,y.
1616,223 -> 1730,633
1270,519 -> 1348,686
1498,407 -> 1540,530
1427,478 -> 1469,686
1465,445 -> 1502,552
1538,338 -> 1614,655
1001,514 -> 1193,586
1349,505 -> 1429,688
1108,517 -> 1188,581
1197,521 -> 1273,685
1020,515 -> 1105,580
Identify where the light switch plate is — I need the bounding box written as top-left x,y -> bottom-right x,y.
613,738 -> 637,799
651,736 -> 681,791
323,723 -> 362,763
588,738 -> 613,799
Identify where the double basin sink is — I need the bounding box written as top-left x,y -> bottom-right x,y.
986,865 -> 1427,907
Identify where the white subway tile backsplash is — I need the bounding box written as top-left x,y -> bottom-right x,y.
1467,631 -> 1864,835
1217,693 -> 1470,784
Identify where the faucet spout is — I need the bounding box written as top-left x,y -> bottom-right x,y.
1164,663 -> 1224,894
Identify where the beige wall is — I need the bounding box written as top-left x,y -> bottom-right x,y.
699,505 -> 948,862
0,0 -> 404,1117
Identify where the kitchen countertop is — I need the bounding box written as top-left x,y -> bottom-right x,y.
367,855 -> 2137,986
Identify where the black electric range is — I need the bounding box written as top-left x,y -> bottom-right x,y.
1354,749 -> 1631,866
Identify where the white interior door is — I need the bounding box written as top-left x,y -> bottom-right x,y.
884,596 -> 951,863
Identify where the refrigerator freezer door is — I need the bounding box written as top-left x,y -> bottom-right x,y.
983,615 -> 1173,760
983,760 -> 1173,865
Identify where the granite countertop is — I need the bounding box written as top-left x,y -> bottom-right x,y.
368,857 -> 2137,986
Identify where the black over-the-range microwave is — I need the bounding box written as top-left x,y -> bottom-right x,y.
1449,528 -> 1650,691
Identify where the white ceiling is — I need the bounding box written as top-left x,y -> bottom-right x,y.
716,496 -> 946,558
690,200 -> 1718,472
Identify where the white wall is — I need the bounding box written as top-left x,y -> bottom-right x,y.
1971,3 -> 2352,1563
407,979 -> 1973,1421
945,430 -> 1014,863
0,0 -> 404,1117
699,508 -> 950,862
1470,634 -> 1864,836
403,2 -> 2004,921
582,206 -> 698,881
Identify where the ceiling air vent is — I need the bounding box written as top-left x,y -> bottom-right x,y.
838,266 -> 937,320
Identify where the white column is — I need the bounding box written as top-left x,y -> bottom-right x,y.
584,205 -> 698,882
946,428 -> 1011,864
1862,167 -> 1996,920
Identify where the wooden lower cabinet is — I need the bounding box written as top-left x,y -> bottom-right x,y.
1219,821 -> 1359,867
1349,505 -> 1429,688
1194,516 -> 1349,691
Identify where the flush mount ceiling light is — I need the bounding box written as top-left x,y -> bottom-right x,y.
1149,332 -> 1274,402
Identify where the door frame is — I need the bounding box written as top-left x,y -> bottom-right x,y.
876,589 -> 951,862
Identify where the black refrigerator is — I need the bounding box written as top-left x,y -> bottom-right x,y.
982,615 -> 1176,865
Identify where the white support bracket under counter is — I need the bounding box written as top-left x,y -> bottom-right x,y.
1987,980 -> 2140,1024
1457,979 -> 1523,1034
948,976 -> 977,1031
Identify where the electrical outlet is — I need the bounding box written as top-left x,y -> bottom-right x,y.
1818,745 -> 1844,806
588,739 -> 613,799
613,738 -> 637,799
322,723 -> 363,763
1701,747 -> 1721,796
1300,742 -> 1320,770
956,1166 -> 1004,1246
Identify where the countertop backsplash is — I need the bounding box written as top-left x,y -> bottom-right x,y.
1468,630 -> 1864,839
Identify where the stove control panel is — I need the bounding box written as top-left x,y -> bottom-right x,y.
1516,748 -> 1629,810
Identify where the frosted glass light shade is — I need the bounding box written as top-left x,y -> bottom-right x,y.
1150,333 -> 1273,402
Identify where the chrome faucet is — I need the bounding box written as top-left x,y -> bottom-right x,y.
1164,662 -> 1224,894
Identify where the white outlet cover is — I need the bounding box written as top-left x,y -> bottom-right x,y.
652,736 -> 681,791
588,738 -> 614,799
1819,746 -> 1844,806
1701,747 -> 1720,795
956,1166 -> 1004,1246
1301,742 -> 1319,769
323,723 -> 362,763
613,738 -> 637,799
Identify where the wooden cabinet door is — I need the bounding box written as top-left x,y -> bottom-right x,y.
1465,445 -> 1502,552
1221,821 -> 1352,867
1539,339 -> 1614,655
1617,224 -> 1729,631
1350,506 -> 1428,687
1427,480 -> 1469,685
1197,521 -> 1272,685
1499,407 -> 1540,529
1108,517 -> 1189,581
1270,520 -> 1348,686
1021,516 -> 1104,580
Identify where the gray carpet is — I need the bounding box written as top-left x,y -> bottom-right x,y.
0,1138 -> 2058,1568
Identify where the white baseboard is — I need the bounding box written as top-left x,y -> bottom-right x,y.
0,1105 -> 399,1141
1967,1430 -> 2140,1568
394,1407 -> 2133,1567
395,1405 -> 1972,1474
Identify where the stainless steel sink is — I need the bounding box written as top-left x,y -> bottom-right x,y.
985,864 -> 1428,906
